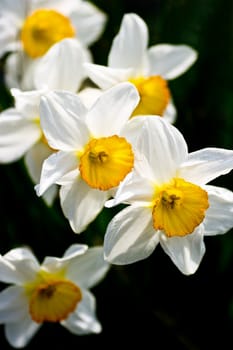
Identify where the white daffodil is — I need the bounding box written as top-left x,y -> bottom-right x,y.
0,0 -> 106,89
84,13 -> 198,123
0,38 -> 94,205
36,82 -> 140,233
104,116 -> 233,275
0,244 -> 109,348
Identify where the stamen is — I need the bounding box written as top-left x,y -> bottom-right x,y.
79,135 -> 134,190
89,150 -> 109,163
152,178 -> 209,237
161,188 -> 183,209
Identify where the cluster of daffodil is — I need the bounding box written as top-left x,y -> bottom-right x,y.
0,1 -> 233,348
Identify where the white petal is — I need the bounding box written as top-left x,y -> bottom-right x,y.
0,16 -> 20,58
25,142 -> 58,205
84,62 -> 132,89
0,257 -> 21,285
11,88 -> 42,119
108,13 -> 148,74
4,53 -> 22,89
0,247 -> 39,284
0,0 -> 25,58
32,0 -> 75,12
163,100 -> 177,124
60,178 -> 108,233
148,44 -> 198,80
63,244 -> 88,259
4,247 -> 38,264
0,286 -> 28,323
0,110 -> 41,163
106,167 -> 154,207
69,1 -> 107,46
179,148 -> 233,185
5,315 -> 40,348
86,82 -> 139,137
160,227 -> 205,275
203,185 -> 233,236
5,53 -> 39,90
42,245 -> 88,273
41,185 -> 58,207
57,168 -> 79,186
35,38 -> 90,91
130,116 -> 188,184
104,205 -> 159,264
20,57 -> 41,91
24,141 -> 53,184
61,289 -> 101,334
78,87 -> 103,109
35,151 -> 78,196
40,91 -> 88,150
67,247 -> 110,289
0,0 -> 27,19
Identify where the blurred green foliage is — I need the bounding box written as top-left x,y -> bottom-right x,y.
0,0 -> 233,349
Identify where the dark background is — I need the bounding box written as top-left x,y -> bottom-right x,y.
0,0 -> 233,348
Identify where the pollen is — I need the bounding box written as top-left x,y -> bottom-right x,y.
20,9 -> 75,58
129,75 -> 170,117
79,135 -> 134,190
152,178 -> 209,237
28,276 -> 82,323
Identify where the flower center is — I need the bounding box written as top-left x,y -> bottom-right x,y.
79,135 -> 134,190
129,75 -> 170,117
26,271 -> 82,323
152,178 -> 209,237
20,9 -> 75,58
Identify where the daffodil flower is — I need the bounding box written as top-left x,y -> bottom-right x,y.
0,0 -> 106,89
84,13 -> 198,123
0,244 -> 109,348
0,38 -> 94,205
35,82 -> 140,233
104,116 -> 233,275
